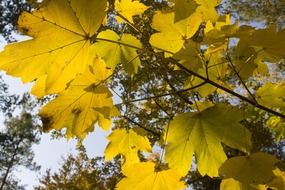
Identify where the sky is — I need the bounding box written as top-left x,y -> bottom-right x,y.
0,36 -> 110,189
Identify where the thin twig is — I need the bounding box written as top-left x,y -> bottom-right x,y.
226,53 -> 257,103
164,76 -> 193,105
116,13 -> 144,35
123,115 -> 160,137
117,82 -> 206,105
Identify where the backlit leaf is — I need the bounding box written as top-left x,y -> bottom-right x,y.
165,104 -> 251,177
219,152 -> 279,189
94,30 -> 142,74
115,0 -> 148,23
220,178 -> 243,190
116,162 -> 186,190
250,26 -> 285,58
268,168 -> 285,190
266,116 -> 285,142
0,0 -> 107,96
150,11 -> 202,55
195,0 -> 221,22
172,0 -> 198,22
256,82 -> 285,110
173,40 -> 202,71
39,58 -> 117,139
105,128 -> 151,166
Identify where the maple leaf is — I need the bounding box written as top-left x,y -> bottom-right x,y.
39,58 -> 118,139
268,168 -> 285,190
220,178 -> 243,190
178,41 -> 232,97
116,162 -> 186,190
219,152 -> 279,189
150,11 -> 202,55
165,104 -> 251,177
93,30 -> 142,74
172,0 -> 198,22
202,47 -> 229,81
266,116 -> 285,142
195,0 -> 221,22
234,47 -> 260,80
256,82 -> 285,110
104,128 -> 151,167
115,0 -> 148,23
173,40 -> 202,71
0,0 -> 107,96
149,0 -> 221,55
250,26 -> 285,58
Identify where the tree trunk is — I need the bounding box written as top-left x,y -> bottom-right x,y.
0,140 -> 21,190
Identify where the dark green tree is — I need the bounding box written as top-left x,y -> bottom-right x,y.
223,0 -> 285,28
0,96 -> 41,190
0,0 -> 33,42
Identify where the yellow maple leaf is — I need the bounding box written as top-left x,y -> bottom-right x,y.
39,58 -> 118,139
93,30 -> 142,74
165,104 -> 251,177
173,40 -> 202,71
220,178 -> 243,190
250,26 -> 285,58
115,0 -> 148,23
150,11 -> 202,55
195,0 -> 221,22
171,0 -> 198,22
219,152 -> 279,190
256,82 -> 285,110
104,128 -> 151,167
116,162 -> 186,190
268,168 -> 285,190
266,116 -> 285,142
0,0 -> 107,96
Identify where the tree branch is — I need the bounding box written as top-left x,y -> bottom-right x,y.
94,37 -> 285,119
226,53 -> 257,103
173,60 -> 285,119
122,115 -> 161,137
120,82 -> 206,104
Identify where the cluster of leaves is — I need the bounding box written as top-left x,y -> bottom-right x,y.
0,0 -> 285,189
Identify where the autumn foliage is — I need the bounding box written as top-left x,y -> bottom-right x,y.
0,0 -> 285,189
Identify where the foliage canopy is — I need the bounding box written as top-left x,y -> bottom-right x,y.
0,0 -> 285,189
